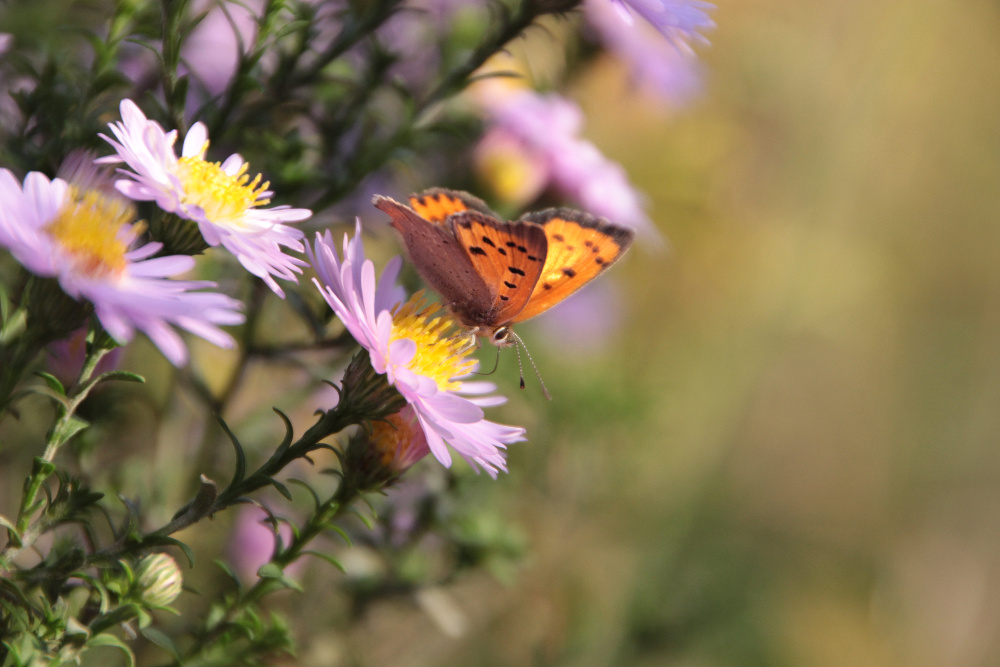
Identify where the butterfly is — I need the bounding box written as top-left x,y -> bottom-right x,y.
373,188 -> 635,347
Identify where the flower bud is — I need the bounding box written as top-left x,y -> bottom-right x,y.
134,553 -> 183,607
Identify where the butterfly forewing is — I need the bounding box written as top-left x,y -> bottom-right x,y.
373,195 -> 495,323
512,209 -> 635,323
408,188 -> 496,226
449,211 -> 548,325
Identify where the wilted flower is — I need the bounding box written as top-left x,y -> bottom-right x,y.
307,222 -> 525,477
98,99 -> 311,297
0,165 -> 243,366
344,405 -> 433,489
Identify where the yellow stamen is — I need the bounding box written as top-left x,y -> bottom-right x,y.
44,188 -> 136,279
175,141 -> 270,228
390,292 -> 477,391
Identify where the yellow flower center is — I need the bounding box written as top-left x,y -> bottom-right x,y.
44,188 -> 136,279
390,292 -> 477,392
175,141 -> 270,227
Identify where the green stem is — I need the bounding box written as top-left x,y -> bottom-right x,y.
183,480 -> 360,662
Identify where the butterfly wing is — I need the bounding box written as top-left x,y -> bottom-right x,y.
448,211 -> 548,326
408,188 -> 497,225
511,209 -> 635,323
373,195 -> 496,324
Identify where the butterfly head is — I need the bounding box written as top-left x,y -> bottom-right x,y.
490,325 -> 515,347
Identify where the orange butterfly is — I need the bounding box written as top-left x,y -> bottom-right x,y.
373,188 -> 635,347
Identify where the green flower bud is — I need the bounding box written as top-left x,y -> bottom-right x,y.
134,553 -> 183,608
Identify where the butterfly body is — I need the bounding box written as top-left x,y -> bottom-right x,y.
374,189 -> 634,346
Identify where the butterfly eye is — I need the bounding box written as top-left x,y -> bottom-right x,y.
492,326 -> 510,345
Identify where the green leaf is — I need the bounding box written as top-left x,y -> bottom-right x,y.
140,535 -> 196,568
53,414 -> 90,447
218,417 -> 247,491
93,370 -> 145,385
301,550 -> 346,573
86,632 -> 136,667
35,372 -> 66,396
326,525 -> 353,547
257,563 -> 283,579
269,477 -> 292,500
288,479 -> 322,511
213,559 -> 243,590
140,626 -> 181,661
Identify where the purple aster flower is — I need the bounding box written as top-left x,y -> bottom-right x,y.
98,99 -> 311,297
477,85 -> 658,240
306,222 -> 526,477
607,0 -> 715,48
0,166 -> 244,366
227,506 -> 303,581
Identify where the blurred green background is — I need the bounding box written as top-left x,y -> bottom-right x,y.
5,0 -> 1000,665
405,1 -> 1000,665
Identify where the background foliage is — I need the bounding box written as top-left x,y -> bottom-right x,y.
2,0 -> 999,665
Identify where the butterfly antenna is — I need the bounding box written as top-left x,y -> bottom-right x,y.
474,345 -> 502,377
509,330 -> 551,401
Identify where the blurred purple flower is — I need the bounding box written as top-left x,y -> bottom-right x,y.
227,506 -> 301,580
585,0 -> 704,103
477,86 -> 658,240
532,280 -> 626,355
46,327 -> 124,387
607,0 -> 715,47
182,0 -> 264,97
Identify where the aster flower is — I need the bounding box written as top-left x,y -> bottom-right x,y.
98,99 -> 311,297
307,222 -> 525,477
607,0 -> 715,48
476,85 -> 657,240
0,166 -> 244,366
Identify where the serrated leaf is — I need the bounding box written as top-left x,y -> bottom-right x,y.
35,372 -> 66,396
301,550 -> 346,573
257,563 -> 283,579
86,633 -> 136,667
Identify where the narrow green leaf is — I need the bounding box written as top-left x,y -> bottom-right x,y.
326,525 -> 353,547
86,633 -> 136,667
140,626 -> 182,661
93,370 -> 145,385
257,563 -> 283,579
35,372 -> 66,396
218,417 -> 247,490
269,477 -> 292,500
140,535 -> 197,568
301,550 -> 346,573
213,559 -> 244,590
288,479 -> 322,511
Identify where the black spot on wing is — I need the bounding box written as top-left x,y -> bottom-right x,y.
542,283 -> 553,290
509,266 -> 525,276
562,268 -> 577,278
469,246 -> 487,256
500,295 -> 509,301
503,280 -> 516,289
552,233 -> 565,242
482,236 -> 496,247
498,247 -> 507,256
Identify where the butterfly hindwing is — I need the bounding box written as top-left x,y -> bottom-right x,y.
448,211 -> 548,325
511,209 -> 635,323
408,188 -> 497,226
373,195 -> 495,321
